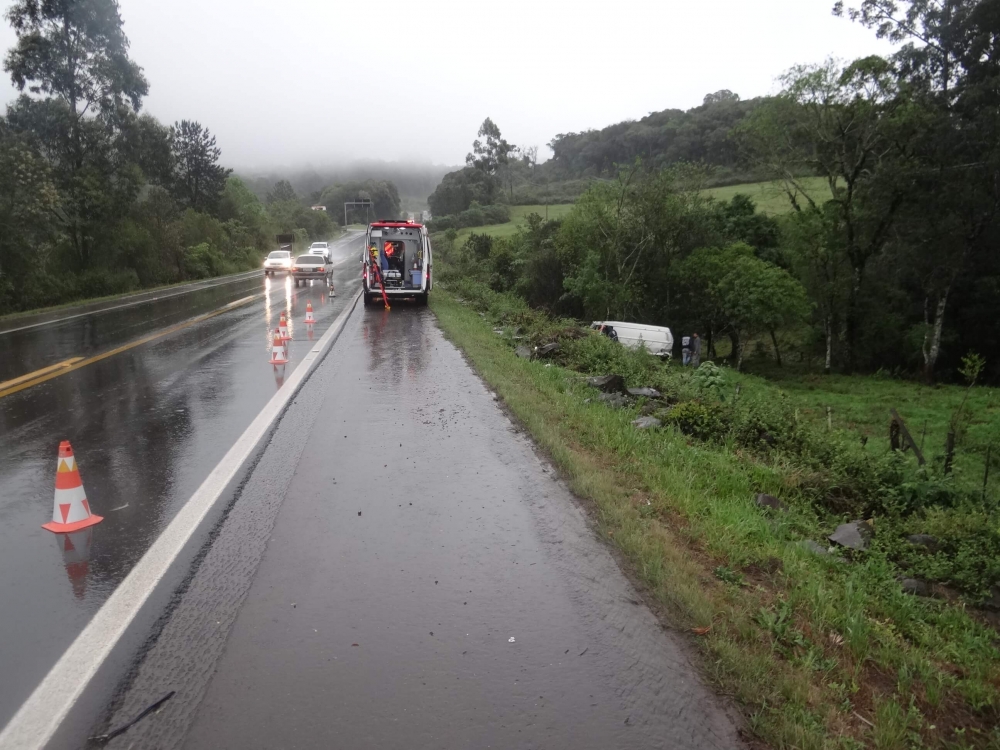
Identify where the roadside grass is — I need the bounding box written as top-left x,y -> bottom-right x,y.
740,368 -> 1000,503
448,177 -> 829,248
705,340 -> 999,505
704,176 -> 832,214
430,287 -> 1000,750
451,203 -> 575,245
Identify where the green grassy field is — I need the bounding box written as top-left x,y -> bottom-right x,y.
745,369 -> 999,491
430,284 -> 1000,750
705,176 -> 832,214
444,177 -> 831,248
450,203 -> 576,245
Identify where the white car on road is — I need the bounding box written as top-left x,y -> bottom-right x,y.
308,242 -> 331,262
263,250 -> 292,276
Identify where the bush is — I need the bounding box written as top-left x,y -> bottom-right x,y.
183,242 -> 223,279
427,204 -> 510,232
562,333 -> 671,391
75,268 -> 141,298
666,400 -> 732,441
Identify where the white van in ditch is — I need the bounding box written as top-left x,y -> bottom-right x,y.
591,321 -> 674,358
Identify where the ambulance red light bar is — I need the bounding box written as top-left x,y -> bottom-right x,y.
371,220 -> 424,228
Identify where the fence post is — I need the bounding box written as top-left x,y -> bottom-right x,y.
944,431 -> 956,474
984,445 -> 993,502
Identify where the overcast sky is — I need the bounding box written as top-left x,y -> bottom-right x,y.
0,0 -> 895,170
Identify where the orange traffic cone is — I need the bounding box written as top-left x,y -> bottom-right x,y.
305,301 -> 316,324
42,441 -> 103,533
278,311 -> 291,341
269,331 -> 288,364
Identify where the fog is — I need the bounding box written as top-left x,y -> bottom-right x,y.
0,0 -> 894,170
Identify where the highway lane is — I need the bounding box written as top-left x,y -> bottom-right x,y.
0,232 -> 365,727
99,303 -> 745,750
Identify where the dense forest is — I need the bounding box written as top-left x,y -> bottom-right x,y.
540,90 -> 760,183
0,0 -> 416,316
433,0 -> 1000,385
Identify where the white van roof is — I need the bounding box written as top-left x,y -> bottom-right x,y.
593,321 -> 672,334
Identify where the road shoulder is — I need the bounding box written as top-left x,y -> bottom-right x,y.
175,306 -> 743,749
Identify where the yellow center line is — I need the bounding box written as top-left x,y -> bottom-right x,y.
0,357 -> 85,391
0,294 -> 263,400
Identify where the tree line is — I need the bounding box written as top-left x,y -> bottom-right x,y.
542,90 -> 759,184
427,94 -> 769,216
0,0 -> 372,315
435,0 -> 1000,384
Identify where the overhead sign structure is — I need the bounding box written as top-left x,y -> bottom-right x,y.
344,200 -> 374,226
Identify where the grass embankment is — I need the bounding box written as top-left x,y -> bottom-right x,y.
704,176 -> 832,215
448,177 -> 831,247
451,203 -> 576,245
430,287 -> 1000,750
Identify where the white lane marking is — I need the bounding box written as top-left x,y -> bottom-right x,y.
0,271 -> 263,336
0,288 -> 363,750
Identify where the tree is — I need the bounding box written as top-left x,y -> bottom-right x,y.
673,243 -> 757,360
266,179 -> 297,205
466,117 -> 512,175
466,117 -> 513,181
835,0 -> 1000,382
4,0 -> 149,267
703,89 -> 740,105
0,121 -> 60,311
426,168 -> 493,217
740,57 -> 912,371
558,164 -> 719,322
780,205 -> 851,373
119,112 -> 172,185
170,120 -> 230,214
715,255 -> 811,371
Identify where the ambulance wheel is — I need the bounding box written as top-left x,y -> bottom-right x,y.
363,293 -> 371,307
417,294 -> 428,307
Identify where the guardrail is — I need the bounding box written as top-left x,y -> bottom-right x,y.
0,270 -> 264,335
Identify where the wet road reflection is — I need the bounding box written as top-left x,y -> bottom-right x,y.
0,234 -> 363,726
0,276 -> 265,383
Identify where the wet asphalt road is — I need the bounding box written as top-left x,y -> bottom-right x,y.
0,232 -> 365,728
99,304 -> 744,749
